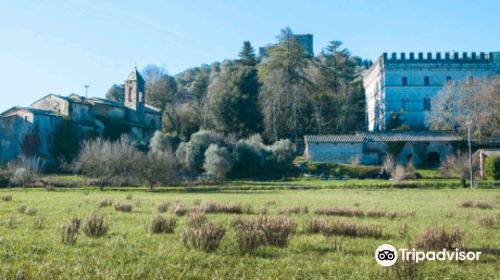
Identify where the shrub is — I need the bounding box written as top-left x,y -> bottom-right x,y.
7,157 -> 43,187
182,222 -> 225,252
150,215 -> 176,234
172,202 -> 187,216
33,216 -> 44,229
319,220 -> 382,238
391,165 -> 406,182
485,156 -> 500,180
82,213 -> 108,237
125,194 -> 133,200
314,207 -> 364,217
232,216 -> 296,250
475,202 -> 493,209
259,216 -> 296,248
1,195 -> 12,202
305,218 -> 326,234
139,150 -> 177,190
478,215 -> 499,228
158,201 -> 169,213
114,201 -> 133,212
97,199 -> 113,208
415,226 -> 463,250
61,218 -> 80,245
203,144 -> 233,181
176,130 -> 221,173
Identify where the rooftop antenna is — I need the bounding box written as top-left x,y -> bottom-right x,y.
84,85 -> 90,98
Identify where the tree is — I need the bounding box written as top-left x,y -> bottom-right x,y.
203,144 -> 233,180
175,130 -> 221,173
105,84 -> 125,102
439,151 -> 472,188
149,131 -> 178,153
427,76 -> 500,142
51,118 -> 79,163
238,41 -> 257,66
73,136 -> 142,191
258,27 -> 311,141
139,150 -> 177,190
204,62 -> 262,137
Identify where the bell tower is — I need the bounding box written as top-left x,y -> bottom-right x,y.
124,67 -> 145,121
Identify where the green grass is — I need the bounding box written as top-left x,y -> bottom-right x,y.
0,185 -> 499,279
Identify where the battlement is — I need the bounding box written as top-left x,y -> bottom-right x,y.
381,51 -> 496,63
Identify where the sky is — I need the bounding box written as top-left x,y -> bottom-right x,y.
0,0 -> 499,112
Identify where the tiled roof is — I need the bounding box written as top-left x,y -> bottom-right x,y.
0,106 -> 63,117
304,132 -> 461,143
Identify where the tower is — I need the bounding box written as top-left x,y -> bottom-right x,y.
124,67 -> 145,121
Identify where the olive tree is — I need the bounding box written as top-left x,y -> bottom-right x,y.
203,144 -> 233,181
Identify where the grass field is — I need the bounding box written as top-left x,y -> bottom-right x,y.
0,184 -> 499,279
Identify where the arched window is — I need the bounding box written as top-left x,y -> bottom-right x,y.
446,76 -> 452,85
128,87 -> 133,102
424,76 -> 430,86
402,76 -> 408,86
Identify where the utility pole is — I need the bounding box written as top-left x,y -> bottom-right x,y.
84,85 -> 90,98
466,117 -> 473,189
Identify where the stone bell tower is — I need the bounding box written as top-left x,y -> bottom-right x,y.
124,67 -> 145,121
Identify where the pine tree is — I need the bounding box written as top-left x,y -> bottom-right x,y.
238,41 -> 256,66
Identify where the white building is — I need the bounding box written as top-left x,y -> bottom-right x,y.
363,52 -> 500,131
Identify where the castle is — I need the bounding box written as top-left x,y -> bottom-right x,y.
0,68 -> 161,163
363,51 -> 500,131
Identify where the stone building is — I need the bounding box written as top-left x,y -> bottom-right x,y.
0,68 -> 161,164
363,51 -> 500,131
304,132 -> 461,166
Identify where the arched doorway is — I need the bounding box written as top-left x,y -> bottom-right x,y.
426,152 -> 440,167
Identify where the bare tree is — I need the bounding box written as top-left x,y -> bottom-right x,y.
427,76 -> 500,142
139,150 -> 177,191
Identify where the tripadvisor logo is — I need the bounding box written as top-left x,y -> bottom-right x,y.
375,244 -> 481,267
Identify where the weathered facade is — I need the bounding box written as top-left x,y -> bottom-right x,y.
0,68 -> 161,164
304,132 -> 461,166
364,51 -> 500,131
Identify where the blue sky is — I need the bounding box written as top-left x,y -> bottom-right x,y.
0,0 -> 499,112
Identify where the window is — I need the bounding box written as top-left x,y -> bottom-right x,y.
446,76 -> 452,85
423,95 -> 431,111
24,116 -> 28,123
128,87 -> 133,102
424,76 -> 430,86
402,77 -> 408,86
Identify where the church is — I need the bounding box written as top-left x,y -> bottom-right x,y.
0,68 -> 161,164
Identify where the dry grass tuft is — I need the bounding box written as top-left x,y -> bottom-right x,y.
182,222 -> 225,252
192,199 -> 201,206
278,206 -> 308,215
61,218 -> 80,245
25,208 -> 37,216
114,201 -> 133,212
1,195 -> 12,202
97,199 -> 112,208
150,215 -> 176,234
187,209 -> 207,228
33,216 -> 44,229
305,218 -> 326,234
232,216 -> 296,251
460,200 -> 474,208
158,201 -> 169,213
415,226 -> 463,250
82,212 -> 108,237
475,202 -> 493,209
314,207 -> 364,217
125,194 -> 133,200
478,214 -> 499,228
319,220 -> 382,238
17,205 -> 27,213
232,217 -> 266,253
172,202 -> 187,216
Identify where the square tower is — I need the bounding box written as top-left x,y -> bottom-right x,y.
124,67 -> 146,121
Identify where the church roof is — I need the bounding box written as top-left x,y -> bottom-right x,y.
128,67 -> 145,83
305,132 -> 461,143
1,106 -> 63,117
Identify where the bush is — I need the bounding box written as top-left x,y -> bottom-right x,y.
391,165 -> 406,182
176,130 -> 221,173
485,156 -> 500,180
1,195 -> 12,202
158,201 -> 169,213
17,205 -> 27,213
475,201 -> 493,209
150,215 -> 176,234
182,222 -> 225,252
304,162 -> 380,179
61,218 -> 80,245
25,208 -> 37,216
187,209 -> 207,228
232,216 -> 296,250
259,216 -> 296,247
203,144 -> 233,181
83,213 -> 108,237
415,226 -> 463,250
97,199 -> 113,208
114,201 -> 133,212
460,200 -> 474,208
7,157 -> 44,187
305,218 -> 326,234
139,150 -> 177,190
